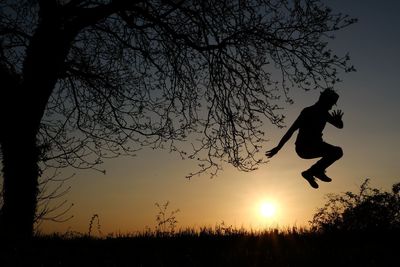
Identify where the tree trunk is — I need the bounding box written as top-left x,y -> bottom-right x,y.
0,3 -> 113,240
1,130 -> 40,240
0,13 -> 76,240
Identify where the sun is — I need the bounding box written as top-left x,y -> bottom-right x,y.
259,202 -> 276,218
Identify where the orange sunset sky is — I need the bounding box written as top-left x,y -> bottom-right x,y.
35,0 -> 400,234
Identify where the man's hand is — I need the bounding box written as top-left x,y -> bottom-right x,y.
331,109 -> 343,120
329,109 -> 344,129
265,147 -> 280,158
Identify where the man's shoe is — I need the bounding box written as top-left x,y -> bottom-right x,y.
301,171 -> 319,189
314,171 -> 332,182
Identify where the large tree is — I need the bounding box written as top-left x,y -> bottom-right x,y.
0,0 -> 355,239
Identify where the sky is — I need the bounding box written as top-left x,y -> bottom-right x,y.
40,0 -> 400,235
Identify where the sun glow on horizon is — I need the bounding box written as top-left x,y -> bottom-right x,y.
259,201 -> 277,219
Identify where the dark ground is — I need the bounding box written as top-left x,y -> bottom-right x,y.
1,229 -> 399,267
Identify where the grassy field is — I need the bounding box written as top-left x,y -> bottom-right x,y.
2,227 -> 399,267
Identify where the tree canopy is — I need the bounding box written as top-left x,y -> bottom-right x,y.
1,0 -> 356,176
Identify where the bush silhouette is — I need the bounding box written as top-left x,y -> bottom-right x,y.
311,179 -> 400,232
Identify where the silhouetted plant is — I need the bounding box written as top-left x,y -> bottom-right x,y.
0,0 -> 356,239
310,179 -> 400,232
155,201 -> 179,235
88,213 -> 102,237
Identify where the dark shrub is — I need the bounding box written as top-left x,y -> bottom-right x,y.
310,179 -> 400,232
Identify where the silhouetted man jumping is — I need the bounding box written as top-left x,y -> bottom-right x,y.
266,89 -> 343,189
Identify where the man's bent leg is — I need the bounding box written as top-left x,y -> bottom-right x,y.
309,143 -> 343,174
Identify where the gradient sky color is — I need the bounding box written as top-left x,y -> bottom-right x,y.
40,0 -> 400,234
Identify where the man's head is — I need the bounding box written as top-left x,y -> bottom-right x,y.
318,89 -> 339,109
